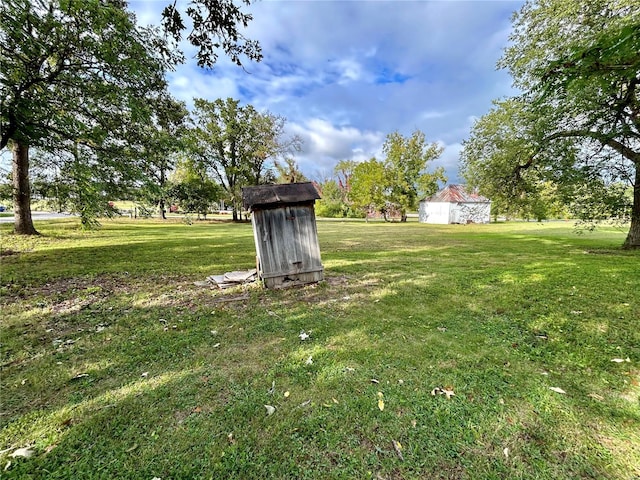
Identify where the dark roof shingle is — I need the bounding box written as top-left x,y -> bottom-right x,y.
242,182 -> 321,209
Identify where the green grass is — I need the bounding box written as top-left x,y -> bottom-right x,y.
1,218 -> 638,479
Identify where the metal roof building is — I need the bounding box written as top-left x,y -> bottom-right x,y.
419,184 -> 491,224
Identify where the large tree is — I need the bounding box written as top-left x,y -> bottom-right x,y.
382,130 -> 445,221
1,0 -> 262,234
188,98 -> 299,220
136,95 -> 189,219
1,0 -> 172,233
462,0 -> 640,248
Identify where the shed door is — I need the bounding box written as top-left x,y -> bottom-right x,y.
254,205 -> 322,278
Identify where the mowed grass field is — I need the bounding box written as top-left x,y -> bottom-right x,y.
1,218 -> 638,479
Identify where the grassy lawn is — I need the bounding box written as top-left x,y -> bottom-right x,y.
1,218 -> 638,479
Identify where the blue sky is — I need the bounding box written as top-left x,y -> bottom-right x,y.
131,0 -> 524,183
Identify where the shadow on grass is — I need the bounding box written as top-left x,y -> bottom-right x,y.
2,221 -> 639,478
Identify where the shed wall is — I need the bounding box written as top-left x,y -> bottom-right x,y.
419,201 -> 451,224
419,201 -> 491,224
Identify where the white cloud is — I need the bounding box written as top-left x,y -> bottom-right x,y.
128,0 -> 525,185
288,119 -> 384,175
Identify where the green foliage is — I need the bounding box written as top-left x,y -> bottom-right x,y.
0,0 -> 172,150
160,0 -> 262,69
315,179 -> 361,218
349,158 -> 388,215
0,0 -> 176,233
383,130 -> 445,219
188,98 -> 299,220
135,96 -> 189,219
168,157 -> 223,217
463,0 -> 640,247
0,220 -> 638,478
348,131 -> 445,220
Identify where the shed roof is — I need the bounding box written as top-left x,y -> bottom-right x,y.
423,184 -> 490,203
242,182 -> 321,209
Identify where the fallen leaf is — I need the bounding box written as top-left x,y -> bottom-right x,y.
299,331 -> 310,341
392,440 -> 404,460
192,407 -> 202,413
305,356 -> 313,365
377,392 -> 385,411
299,400 -> 311,407
10,448 -> 34,458
503,447 -> 509,459
126,444 -> 138,453
411,419 -> 417,428
549,387 -> 566,394
371,378 -> 379,384
442,386 -> 455,399
4,461 -> 11,471
44,444 -> 57,454
213,343 -> 221,348
227,433 -> 235,444
587,393 -> 604,401
264,405 -> 276,416
332,398 -> 339,404
437,327 -> 447,332
611,358 -> 630,363
141,372 -> 149,378
268,381 -> 275,395
71,373 -> 89,380
431,386 -> 455,399
284,391 -> 290,398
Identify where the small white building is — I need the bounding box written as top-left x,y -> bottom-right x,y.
419,184 -> 491,224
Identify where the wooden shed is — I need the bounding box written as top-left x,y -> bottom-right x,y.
242,182 -> 324,289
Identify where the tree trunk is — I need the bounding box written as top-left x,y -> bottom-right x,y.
623,162 -> 640,249
158,199 -> 166,219
12,141 -> 39,235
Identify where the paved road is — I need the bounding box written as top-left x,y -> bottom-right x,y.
0,212 -> 76,223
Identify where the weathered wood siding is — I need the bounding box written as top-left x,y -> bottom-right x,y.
251,202 -> 323,288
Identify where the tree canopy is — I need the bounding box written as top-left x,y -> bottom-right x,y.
347,130 -> 446,221
1,0 -> 263,234
461,0 -> 640,247
187,98 -> 300,220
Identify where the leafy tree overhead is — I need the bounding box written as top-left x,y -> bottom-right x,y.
1,0 -> 173,234
160,0 -> 262,68
1,0 -> 263,235
462,0 -> 640,248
